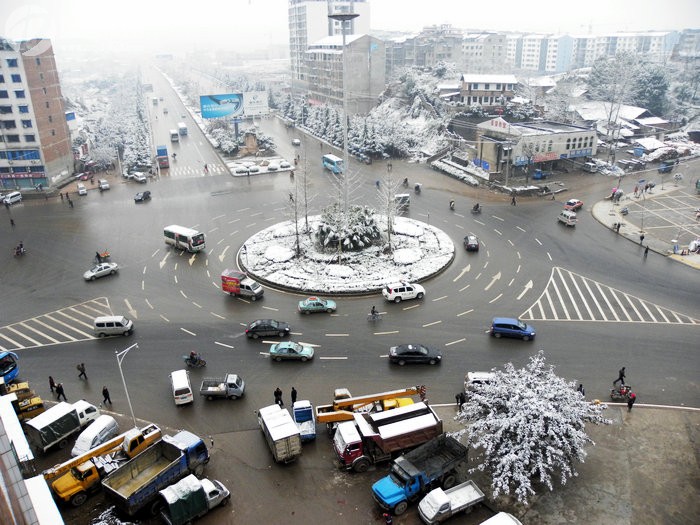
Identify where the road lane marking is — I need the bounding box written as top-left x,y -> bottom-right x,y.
484,271 -> 501,291
445,338 -> 466,346
456,309 -> 473,317
180,290 -> 187,298
488,293 -> 503,303
516,280 -> 533,300
7,326 -> 40,346
431,296 -> 448,302
159,252 -> 170,269
214,342 -> 234,349
325,333 -> 349,337
145,299 -> 154,309
0,332 -> 22,348
403,304 -> 421,311
492,215 -> 504,222
320,356 -> 348,360
262,306 -> 278,311
174,275 -> 178,284
160,315 -> 170,322
180,328 -> 197,336
374,330 -> 399,335
210,312 -> 226,319
458,284 -> 471,292
422,321 -> 442,327
453,265 -> 471,281
192,302 -> 203,309
516,226 -> 526,232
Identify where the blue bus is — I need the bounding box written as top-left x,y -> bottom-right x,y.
0,351 -> 19,384
322,154 -> 344,175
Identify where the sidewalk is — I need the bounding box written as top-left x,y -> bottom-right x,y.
591,183 -> 700,270
435,404 -> 700,524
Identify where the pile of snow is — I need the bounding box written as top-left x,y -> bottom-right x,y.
242,215 -> 455,294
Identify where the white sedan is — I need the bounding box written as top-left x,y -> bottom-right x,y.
83,262 -> 119,281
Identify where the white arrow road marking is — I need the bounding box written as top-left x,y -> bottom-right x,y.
219,245 -> 230,262
484,271 -> 501,291
453,264 -> 471,281
159,252 -> 170,269
189,254 -> 197,266
517,280 -> 534,300
124,299 -> 137,318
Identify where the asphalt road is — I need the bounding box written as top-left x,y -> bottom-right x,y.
2,69 -> 699,524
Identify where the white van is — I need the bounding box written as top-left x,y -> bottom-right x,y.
170,369 -> 193,405
93,315 -> 134,337
71,414 -> 119,457
3,191 -> 22,205
558,209 -> 577,227
98,179 -> 110,191
170,129 -> 179,142
77,183 -> 88,196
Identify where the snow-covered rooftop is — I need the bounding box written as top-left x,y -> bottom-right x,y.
460,74 -> 518,84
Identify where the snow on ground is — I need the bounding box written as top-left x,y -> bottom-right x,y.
241,215 -> 455,294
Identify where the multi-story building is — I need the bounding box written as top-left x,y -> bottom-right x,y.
462,32 -> 508,73
475,117 -> 596,176
458,74 -> 518,107
305,34 -> 386,113
570,31 -> 679,68
288,0 -> 370,86
0,37 -> 72,191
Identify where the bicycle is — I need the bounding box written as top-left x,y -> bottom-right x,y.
367,312 -> 382,322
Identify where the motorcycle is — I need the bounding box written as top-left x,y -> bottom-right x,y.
183,354 -> 206,368
471,205 -> 481,215
449,200 -> 455,211
610,384 -> 632,402
620,207 -> 629,216
414,183 -> 422,194
402,178 -> 409,188
14,246 -> 26,257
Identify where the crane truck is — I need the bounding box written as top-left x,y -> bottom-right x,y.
43,424 -> 162,507
315,385 -> 425,434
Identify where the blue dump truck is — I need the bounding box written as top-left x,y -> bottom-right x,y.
101,430 -> 209,517
157,145 -> 169,169
372,434 -> 468,516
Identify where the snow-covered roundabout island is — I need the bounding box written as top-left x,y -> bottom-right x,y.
239,215 -> 455,294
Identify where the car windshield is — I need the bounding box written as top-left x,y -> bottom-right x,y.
516,319 -> 527,330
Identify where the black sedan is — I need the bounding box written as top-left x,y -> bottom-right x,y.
134,191 -> 151,202
245,319 -> 291,339
389,343 -> 442,366
464,234 -> 479,251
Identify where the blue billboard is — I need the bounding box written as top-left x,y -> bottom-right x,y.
200,93 -> 244,119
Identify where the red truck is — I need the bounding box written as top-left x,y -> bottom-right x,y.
221,269 -> 264,301
332,402 -> 442,473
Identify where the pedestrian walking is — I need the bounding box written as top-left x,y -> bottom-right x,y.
387,161 -> 393,172
77,362 -> 87,380
55,382 -> 67,401
95,251 -> 102,263
102,386 -> 112,405
203,163 -> 209,174
639,233 -> 645,244
291,387 -> 298,404
511,194 -> 517,206
627,392 -> 637,412
644,245 -> 649,258
68,198 -> 73,208
613,367 -> 626,387
48,375 -> 55,393
577,383 -> 585,397
455,391 -> 466,409
10,218 -> 15,227
274,387 -> 283,406
59,192 -> 63,201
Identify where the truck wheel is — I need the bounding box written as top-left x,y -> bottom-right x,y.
394,501 -> 408,515
70,492 -> 88,507
194,464 -> 205,477
58,438 -> 68,449
442,474 -> 457,489
353,458 -> 370,473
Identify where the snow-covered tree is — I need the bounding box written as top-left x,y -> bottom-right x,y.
316,203 -> 381,253
631,64 -> 669,116
456,351 -> 611,505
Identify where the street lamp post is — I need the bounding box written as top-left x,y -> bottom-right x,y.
115,343 -> 139,428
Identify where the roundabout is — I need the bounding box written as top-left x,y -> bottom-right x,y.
238,214 -> 455,294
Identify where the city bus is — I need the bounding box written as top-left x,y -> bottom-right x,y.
0,351 -> 19,384
322,154 -> 344,175
163,225 -> 206,252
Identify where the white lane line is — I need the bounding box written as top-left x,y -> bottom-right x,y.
488,293 -> 503,304
192,302 -> 203,309
174,275 -> 178,284
145,298 -> 154,309
326,333 -> 349,337
18,322 -> 60,344
456,309 -> 473,317
320,356 -> 348,360
422,320 -> 442,327
214,342 -> 234,349
141,280 -> 145,291
547,252 -> 552,261
151,248 -> 160,257
492,215 -> 504,222
262,306 -> 278,311
160,314 -> 170,322
374,330 -> 399,335
508,278 -> 514,286
431,296 -> 448,302
30,318 -> 75,341
180,327 -> 197,336
142,266 -> 147,275
0,332 -> 22,347
403,304 -> 421,311
44,314 -> 93,338
459,284 -> 471,292
7,326 -> 40,345
516,226 -> 526,232
159,252 -> 170,269
445,338 -> 466,346
210,312 -> 226,320
180,290 -> 187,298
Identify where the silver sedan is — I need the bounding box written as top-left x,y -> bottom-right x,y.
83,262 -> 119,281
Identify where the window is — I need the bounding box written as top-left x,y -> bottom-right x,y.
42,87 -> 47,95
484,83 -> 490,90
18,105 -> 28,113
566,138 -> 571,150
6,58 -> 18,67
0,106 -> 11,114
11,74 -> 21,83
35,57 -> 41,66
24,134 -> 35,142
39,73 -> 44,80
2,120 -> 17,129
14,90 -> 25,98
0,74 -> 4,82
45,101 -> 50,109
21,119 -> 32,128
51,129 -> 55,136
548,140 -> 553,152
0,91 -> 7,98
6,135 -> 20,143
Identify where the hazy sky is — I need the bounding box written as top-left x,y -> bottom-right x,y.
1,0 -> 699,56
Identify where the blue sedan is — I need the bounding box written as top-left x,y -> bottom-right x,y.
269,342 -> 314,362
297,296 -> 337,314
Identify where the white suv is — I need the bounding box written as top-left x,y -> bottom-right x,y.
382,282 -> 425,303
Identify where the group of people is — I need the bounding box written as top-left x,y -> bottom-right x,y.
613,366 -> 637,412
273,386 -> 298,407
48,366 -> 113,406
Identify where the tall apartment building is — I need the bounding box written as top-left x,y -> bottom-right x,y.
462,32 -> 508,74
305,34 -> 386,113
0,37 -> 72,192
288,0 -> 370,85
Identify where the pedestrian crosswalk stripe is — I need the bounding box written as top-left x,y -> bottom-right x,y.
0,297 -> 113,351
521,267 -> 699,324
